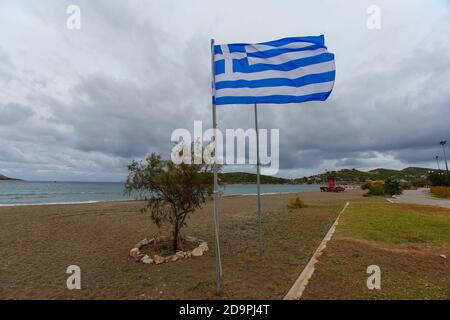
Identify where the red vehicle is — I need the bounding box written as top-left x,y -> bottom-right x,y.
320,178 -> 346,192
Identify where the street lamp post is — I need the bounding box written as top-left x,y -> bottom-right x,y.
435,155 -> 440,171
440,140 -> 450,186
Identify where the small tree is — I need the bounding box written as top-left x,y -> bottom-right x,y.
384,178 -> 402,196
124,153 -> 214,252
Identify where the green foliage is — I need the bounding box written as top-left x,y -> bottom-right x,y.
221,172 -> 289,184
124,152 -> 214,251
295,167 -> 436,185
219,167 -> 440,185
384,178 -> 402,196
428,171 -> 448,187
362,180 -> 386,195
368,184 -> 385,196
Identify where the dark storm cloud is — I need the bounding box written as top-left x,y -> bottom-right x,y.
389,147 -> 446,165
0,0 -> 449,180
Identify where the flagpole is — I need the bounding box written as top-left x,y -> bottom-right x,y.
211,38 -> 222,296
254,103 -> 264,255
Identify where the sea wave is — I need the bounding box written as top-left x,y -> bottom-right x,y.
0,200 -> 103,207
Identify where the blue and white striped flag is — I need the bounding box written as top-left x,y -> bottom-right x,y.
213,35 -> 335,105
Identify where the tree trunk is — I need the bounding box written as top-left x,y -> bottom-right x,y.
173,217 -> 180,252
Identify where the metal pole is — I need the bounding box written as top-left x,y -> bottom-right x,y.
436,155 -> 440,171
254,103 -> 264,255
211,39 -> 222,296
441,142 -> 450,186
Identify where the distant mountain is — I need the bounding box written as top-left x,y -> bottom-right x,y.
0,174 -> 21,181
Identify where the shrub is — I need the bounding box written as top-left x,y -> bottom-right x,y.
430,186 -> 450,197
384,178 -> 402,196
368,184 -> 385,196
287,197 -> 306,209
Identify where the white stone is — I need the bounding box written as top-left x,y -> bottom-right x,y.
199,242 -> 209,252
141,255 -> 153,264
129,248 -> 140,257
191,247 -> 203,257
440,254 -> 447,259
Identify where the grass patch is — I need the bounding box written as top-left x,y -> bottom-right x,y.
303,197 -> 450,300
339,198 -> 450,247
431,193 -> 450,199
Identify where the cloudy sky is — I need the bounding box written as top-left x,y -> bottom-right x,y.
0,0 -> 449,181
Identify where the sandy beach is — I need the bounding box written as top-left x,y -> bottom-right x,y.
0,190 -> 364,299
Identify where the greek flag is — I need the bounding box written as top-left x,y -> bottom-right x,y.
213,35 -> 335,105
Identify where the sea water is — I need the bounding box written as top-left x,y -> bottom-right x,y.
0,181 -> 320,206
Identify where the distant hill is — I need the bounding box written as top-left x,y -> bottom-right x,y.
220,172 -> 290,184
0,167 -> 440,184
216,167 -> 441,185
0,174 -> 21,181
294,167 -> 440,184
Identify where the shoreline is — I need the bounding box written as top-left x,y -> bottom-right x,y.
0,190 -> 318,207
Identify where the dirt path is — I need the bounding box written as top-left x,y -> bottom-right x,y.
389,188 -> 450,209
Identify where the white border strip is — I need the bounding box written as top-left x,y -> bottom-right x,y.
283,201 -> 350,300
